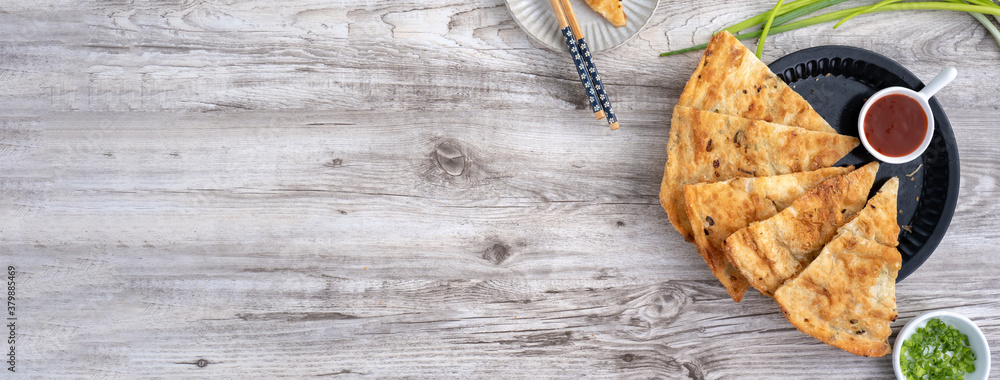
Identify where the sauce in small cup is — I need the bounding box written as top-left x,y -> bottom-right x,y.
858,67 -> 956,164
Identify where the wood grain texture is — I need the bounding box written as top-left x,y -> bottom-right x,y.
2,0 -> 999,378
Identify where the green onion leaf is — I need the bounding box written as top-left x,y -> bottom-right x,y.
834,0 -> 904,29
723,0 -> 820,34
954,0 -> 1000,47
772,0 -> 852,26
757,0 -> 788,59
660,1 -> 1000,57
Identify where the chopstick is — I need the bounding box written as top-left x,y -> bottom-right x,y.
556,0 -> 620,130
548,0 -> 607,123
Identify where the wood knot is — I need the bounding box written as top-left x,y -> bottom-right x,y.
325,158 -> 343,168
435,141 -> 465,176
482,243 -> 510,265
621,353 -> 635,362
176,358 -> 210,368
627,284 -> 691,327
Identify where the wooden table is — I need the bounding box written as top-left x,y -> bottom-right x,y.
3,1 -> 998,378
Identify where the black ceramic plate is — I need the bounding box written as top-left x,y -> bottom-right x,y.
769,46 -> 960,282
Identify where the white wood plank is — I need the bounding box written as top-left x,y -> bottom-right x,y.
2,0 -> 999,378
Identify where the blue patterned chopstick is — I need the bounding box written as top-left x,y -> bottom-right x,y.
556,0 -> 618,130
560,27 -> 604,119
575,37 -> 617,129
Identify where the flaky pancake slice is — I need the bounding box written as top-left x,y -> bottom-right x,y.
660,106 -> 859,242
838,177 -> 901,247
677,31 -> 834,134
774,233 -> 901,357
723,162 -> 879,297
583,0 -> 627,27
774,177 -> 902,356
684,166 -> 853,302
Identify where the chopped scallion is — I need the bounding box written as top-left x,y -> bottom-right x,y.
899,318 -> 977,380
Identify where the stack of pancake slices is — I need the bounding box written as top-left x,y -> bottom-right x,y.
660,31 -> 902,358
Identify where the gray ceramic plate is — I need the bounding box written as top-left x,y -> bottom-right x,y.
505,0 -> 659,53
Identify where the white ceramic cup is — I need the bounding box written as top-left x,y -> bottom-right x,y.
858,67 -> 957,164
893,310 -> 991,380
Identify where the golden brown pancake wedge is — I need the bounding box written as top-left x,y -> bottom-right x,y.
838,177 -> 901,247
684,166 -> 853,302
660,106 -> 860,242
774,180 -> 902,357
583,0 -> 626,27
774,234 -> 900,357
678,31 -> 835,134
723,162 -> 879,296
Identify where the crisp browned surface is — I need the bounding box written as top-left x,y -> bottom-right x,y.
724,162 -> 879,296
840,177 -> 902,247
660,106 -> 859,241
774,234 -> 901,357
677,31 -> 836,134
773,176 -> 903,357
684,166 -> 852,302
582,0 -> 627,27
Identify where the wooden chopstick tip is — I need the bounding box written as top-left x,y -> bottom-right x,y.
610,122 -> 619,130
557,0 -> 585,38
548,0 -> 569,28
595,110 -> 606,120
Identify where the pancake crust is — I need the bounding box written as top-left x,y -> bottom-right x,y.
684,166 -> 853,302
723,162 -> 879,296
774,178 -> 902,357
583,0 -> 626,27
660,106 -> 860,242
677,31 -> 835,134
837,177 -> 901,247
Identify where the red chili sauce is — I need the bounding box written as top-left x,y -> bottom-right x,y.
863,94 -> 928,157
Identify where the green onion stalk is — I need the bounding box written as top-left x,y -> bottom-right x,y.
757,0 -> 788,58
661,0 -> 1000,57
952,0 -> 1000,46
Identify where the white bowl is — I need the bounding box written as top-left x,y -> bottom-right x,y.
893,310 -> 991,380
858,67 -> 956,165
857,87 -> 935,164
